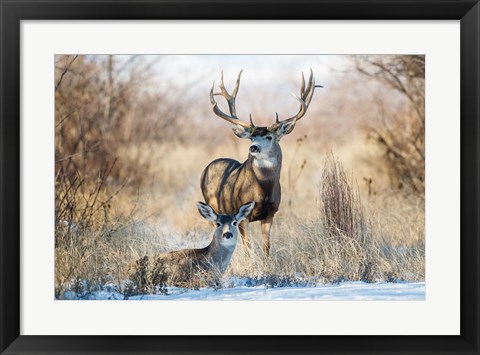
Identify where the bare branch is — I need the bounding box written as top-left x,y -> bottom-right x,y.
55,55 -> 78,92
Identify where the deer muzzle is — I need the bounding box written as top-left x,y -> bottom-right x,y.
249,145 -> 260,154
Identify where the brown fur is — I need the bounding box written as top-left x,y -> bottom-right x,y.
128,247 -> 222,290
201,157 -> 280,222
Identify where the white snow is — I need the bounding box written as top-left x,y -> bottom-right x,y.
62,281 -> 425,301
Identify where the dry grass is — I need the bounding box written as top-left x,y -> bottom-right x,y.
320,153 -> 367,241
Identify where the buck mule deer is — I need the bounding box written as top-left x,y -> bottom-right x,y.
201,69 -> 321,256
129,201 -> 255,290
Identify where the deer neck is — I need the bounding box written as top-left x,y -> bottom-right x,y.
206,232 -> 236,273
247,147 -> 282,182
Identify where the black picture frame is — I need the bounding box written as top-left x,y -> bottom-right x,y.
1,1 -> 479,354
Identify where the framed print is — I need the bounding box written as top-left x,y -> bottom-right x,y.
1,0 -> 479,354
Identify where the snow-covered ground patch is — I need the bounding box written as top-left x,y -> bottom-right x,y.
62,281 -> 425,301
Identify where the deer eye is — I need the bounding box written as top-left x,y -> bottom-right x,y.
216,222 -> 221,227
266,136 -> 273,141
232,221 -> 238,226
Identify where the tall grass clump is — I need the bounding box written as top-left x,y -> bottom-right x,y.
320,153 -> 367,241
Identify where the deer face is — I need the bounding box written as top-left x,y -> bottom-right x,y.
244,127 -> 277,159
197,201 -> 255,247
232,119 -> 300,157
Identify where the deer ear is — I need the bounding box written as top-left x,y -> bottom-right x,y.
197,202 -> 217,221
235,201 -> 255,222
232,125 -> 252,139
275,120 -> 297,137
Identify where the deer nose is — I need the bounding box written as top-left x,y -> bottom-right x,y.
223,232 -> 233,239
250,145 -> 260,153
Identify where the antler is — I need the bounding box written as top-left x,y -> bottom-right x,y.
270,68 -> 322,129
210,70 -> 255,129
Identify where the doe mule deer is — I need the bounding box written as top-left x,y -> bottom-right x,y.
129,201 -> 255,290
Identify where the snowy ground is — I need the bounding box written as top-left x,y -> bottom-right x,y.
63,281 -> 425,301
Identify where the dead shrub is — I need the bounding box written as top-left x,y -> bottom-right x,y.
355,55 -> 425,197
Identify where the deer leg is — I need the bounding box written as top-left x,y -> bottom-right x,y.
238,220 -> 251,253
261,216 -> 273,257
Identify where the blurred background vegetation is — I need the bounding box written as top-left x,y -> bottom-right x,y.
55,55 -> 425,298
